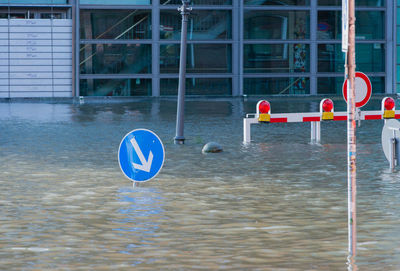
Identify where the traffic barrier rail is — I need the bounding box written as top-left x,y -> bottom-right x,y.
243,97 -> 398,143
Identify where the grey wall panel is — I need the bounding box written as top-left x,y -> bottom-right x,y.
53,66 -> 72,72
53,20 -> 72,26
10,92 -> 52,98
53,91 -> 72,97
11,59 -> 53,65
10,40 -> 52,46
0,92 -> 8,98
10,66 -> 53,72
53,52 -> 72,58
51,40 -> 72,46
11,85 -> 53,92
53,59 -> 72,66
53,72 -> 72,79
1,19 -> 74,98
10,33 -> 52,40
53,33 -> 72,40
10,73 -> 53,79
54,78 -> 72,85
10,52 -> 53,58
54,85 -> 72,92
10,19 -> 52,26
53,46 -> 72,53
10,78 -> 53,85
10,46 -> 52,52
52,27 -> 72,33
10,26 -> 52,33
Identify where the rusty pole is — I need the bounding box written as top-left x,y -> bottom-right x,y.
347,0 -> 357,259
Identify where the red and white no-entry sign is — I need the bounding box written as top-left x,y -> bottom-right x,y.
342,72 -> 372,108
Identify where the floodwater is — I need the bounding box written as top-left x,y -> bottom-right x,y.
0,97 -> 399,270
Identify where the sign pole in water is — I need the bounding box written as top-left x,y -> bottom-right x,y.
346,0 -> 357,263
118,129 -> 165,183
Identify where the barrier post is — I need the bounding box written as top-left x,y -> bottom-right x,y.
310,121 -> 321,143
243,118 -> 251,143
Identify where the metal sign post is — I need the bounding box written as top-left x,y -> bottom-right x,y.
174,0 -> 192,145
346,0 -> 357,263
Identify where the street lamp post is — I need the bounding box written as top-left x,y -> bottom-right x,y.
174,0 -> 192,145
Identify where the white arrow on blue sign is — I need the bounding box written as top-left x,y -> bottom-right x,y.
118,129 -> 165,182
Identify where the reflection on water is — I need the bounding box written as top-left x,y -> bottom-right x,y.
0,97 -> 399,270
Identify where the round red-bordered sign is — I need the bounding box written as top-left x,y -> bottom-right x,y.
342,72 -> 372,108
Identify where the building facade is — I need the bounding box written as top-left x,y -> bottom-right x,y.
0,0 -> 396,97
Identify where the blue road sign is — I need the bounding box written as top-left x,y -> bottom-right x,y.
118,129 -> 165,182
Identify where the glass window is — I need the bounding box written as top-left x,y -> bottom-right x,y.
160,78 -> 231,95
397,65 -> 400,81
244,11 -> 309,39
244,77 -> 310,94
317,77 -> 344,94
244,0 -> 309,5
160,10 -> 231,40
318,11 -> 384,40
160,44 -> 231,73
160,0 -> 231,5
80,78 -> 151,96
80,10 -> 151,40
318,44 -> 384,73
244,44 -> 309,73
318,0 -> 384,6
81,0 -> 150,4
80,44 -> 151,74
397,26 -> 400,44
397,46 -> 400,64
317,77 -> 384,94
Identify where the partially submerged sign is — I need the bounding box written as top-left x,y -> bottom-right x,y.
118,129 -> 165,182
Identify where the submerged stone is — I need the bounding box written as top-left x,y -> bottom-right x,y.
202,142 -> 223,153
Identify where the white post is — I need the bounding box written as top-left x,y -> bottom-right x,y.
390,137 -> 396,170
311,122 -> 321,143
243,118 -> 251,143
311,122 -> 316,142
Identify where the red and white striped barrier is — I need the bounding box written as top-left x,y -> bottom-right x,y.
243,97 -> 398,143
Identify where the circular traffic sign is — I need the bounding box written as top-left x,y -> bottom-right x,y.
342,72 -> 372,108
118,129 -> 165,182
